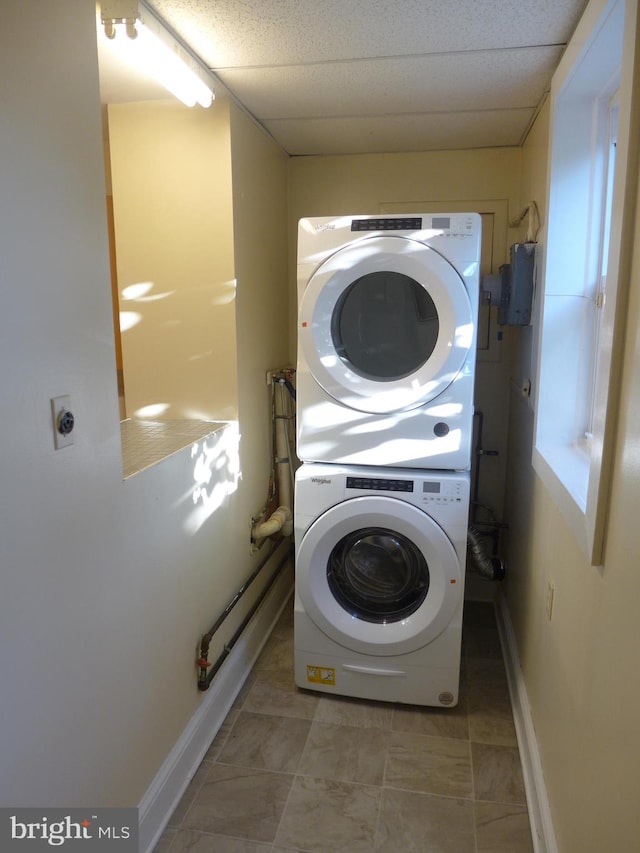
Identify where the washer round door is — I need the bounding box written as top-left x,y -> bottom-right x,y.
296,496 -> 463,656
299,235 -> 474,414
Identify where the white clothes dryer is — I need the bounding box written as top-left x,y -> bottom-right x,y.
294,463 -> 469,707
296,213 -> 481,470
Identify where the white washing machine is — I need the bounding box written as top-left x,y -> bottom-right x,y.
296,213 -> 481,470
294,463 -> 469,707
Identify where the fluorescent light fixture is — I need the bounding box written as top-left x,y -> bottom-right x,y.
100,0 -> 215,108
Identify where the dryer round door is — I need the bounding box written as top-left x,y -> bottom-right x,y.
299,235 -> 474,414
296,496 -> 463,656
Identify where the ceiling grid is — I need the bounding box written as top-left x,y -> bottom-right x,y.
98,0 -> 590,154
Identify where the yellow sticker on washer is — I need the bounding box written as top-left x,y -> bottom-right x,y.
306,665 -> 336,685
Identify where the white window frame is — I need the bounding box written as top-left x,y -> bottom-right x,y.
533,0 -> 638,566
584,91 -> 618,442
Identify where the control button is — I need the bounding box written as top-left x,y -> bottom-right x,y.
434,422 -> 450,437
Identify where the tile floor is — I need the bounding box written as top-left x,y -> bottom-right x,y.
155,599 -> 533,852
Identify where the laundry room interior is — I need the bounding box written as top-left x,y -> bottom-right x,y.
2,2 -> 640,853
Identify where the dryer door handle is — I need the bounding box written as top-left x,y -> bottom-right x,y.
342,664 -> 407,678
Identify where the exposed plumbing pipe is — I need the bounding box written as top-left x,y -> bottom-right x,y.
252,505 -> 293,539
467,526 -> 506,581
197,543 -> 291,691
282,376 -> 296,401
472,410 -> 499,519
252,370 -> 296,544
274,378 -> 293,515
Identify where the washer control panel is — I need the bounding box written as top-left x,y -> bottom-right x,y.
421,479 -> 465,504
345,475 -> 465,504
297,464 -> 470,523
346,476 -> 413,492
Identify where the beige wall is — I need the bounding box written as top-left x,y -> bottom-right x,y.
108,99 -> 237,421
505,93 -> 640,849
230,102 -> 291,516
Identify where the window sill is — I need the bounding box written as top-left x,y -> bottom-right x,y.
120,418 -> 228,479
532,442 -> 590,555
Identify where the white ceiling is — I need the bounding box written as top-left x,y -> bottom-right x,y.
97,0 -> 589,155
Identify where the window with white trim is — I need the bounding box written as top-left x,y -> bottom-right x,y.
585,93 -> 618,442
533,0 -> 636,565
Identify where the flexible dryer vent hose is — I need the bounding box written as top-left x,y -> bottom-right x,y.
467,526 -> 506,581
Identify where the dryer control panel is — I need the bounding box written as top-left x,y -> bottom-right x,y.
351,217 -> 422,231
348,214 -> 477,239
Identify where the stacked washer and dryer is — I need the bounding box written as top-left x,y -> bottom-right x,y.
294,214 -> 481,707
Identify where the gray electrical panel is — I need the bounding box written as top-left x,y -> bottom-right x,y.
499,242 -> 536,326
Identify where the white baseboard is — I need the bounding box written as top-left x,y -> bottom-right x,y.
138,545 -> 294,853
495,594 -> 558,853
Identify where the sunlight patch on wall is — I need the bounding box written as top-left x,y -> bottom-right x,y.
210,278 -> 237,306
133,403 -> 170,417
186,422 -> 240,534
122,281 -> 153,300
119,311 -> 142,331
121,281 -> 175,303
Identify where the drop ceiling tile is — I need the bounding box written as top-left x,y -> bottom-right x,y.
264,108 -> 535,156
100,1 -> 587,155
153,0 -> 587,68
218,46 -> 563,120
